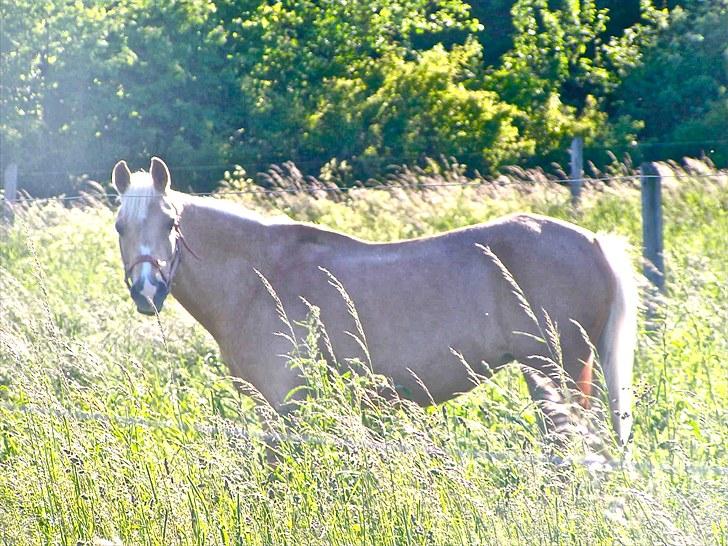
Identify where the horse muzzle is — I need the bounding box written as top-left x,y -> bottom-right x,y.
129,276 -> 169,315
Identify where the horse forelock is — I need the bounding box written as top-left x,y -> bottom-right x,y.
119,172 -> 160,222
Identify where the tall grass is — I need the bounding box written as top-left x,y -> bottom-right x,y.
0,160 -> 726,544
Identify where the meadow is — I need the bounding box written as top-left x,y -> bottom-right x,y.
0,160 -> 726,545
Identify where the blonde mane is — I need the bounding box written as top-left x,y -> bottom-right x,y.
119,172 -> 159,222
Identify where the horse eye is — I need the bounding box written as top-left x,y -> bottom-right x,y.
166,217 -> 175,231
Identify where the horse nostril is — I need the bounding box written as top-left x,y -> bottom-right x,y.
129,279 -> 143,296
129,279 -> 153,305
127,276 -> 169,315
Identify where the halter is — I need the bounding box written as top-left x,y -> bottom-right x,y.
124,218 -> 199,290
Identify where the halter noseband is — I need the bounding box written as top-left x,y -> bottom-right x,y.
124,219 -> 198,290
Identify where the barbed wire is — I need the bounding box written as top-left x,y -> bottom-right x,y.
11,137 -> 728,178
2,171 -> 726,206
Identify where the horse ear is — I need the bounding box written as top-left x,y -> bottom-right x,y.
150,157 -> 171,193
112,160 -> 131,194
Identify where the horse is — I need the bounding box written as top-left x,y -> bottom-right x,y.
112,157 -> 638,446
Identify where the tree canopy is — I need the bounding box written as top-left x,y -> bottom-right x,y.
1,0 -> 724,194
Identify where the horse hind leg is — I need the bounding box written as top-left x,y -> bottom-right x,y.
521,363 -> 576,442
520,326 -> 600,428
521,349 -> 611,459
575,352 -> 594,409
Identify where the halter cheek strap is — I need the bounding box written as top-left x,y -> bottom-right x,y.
174,218 -> 200,260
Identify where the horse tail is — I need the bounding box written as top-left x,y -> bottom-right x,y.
595,234 -> 638,446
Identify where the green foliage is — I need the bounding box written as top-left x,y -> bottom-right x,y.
97,1 -> 239,191
487,0 -> 659,164
0,0 -> 110,194
224,0 -> 482,174
0,0 -> 239,194
0,0 -> 725,194
614,1 -> 728,164
349,41 -> 530,173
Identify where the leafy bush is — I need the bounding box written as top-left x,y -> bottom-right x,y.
614,1 -> 728,164
1,0 -> 725,195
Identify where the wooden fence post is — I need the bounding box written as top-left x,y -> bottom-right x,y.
640,162 -> 665,292
569,136 -> 583,207
3,163 -> 18,225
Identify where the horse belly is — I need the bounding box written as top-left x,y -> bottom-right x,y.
338,260 -> 502,404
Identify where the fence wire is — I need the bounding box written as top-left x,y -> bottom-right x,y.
2,171 -> 727,206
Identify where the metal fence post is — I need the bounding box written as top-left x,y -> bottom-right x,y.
569,136 -> 584,207
3,163 -> 18,225
640,162 -> 665,292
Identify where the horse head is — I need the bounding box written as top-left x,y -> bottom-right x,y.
112,157 -> 181,315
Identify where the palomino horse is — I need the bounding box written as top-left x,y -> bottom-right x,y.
112,158 -> 637,446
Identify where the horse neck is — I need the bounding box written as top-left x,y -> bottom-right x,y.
169,196 -> 279,340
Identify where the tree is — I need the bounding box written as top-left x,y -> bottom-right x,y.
0,0 -> 239,194
1,0 -> 109,194
221,0 -> 481,176
613,2 -> 728,164
358,41 -> 530,173
484,0 -> 660,165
